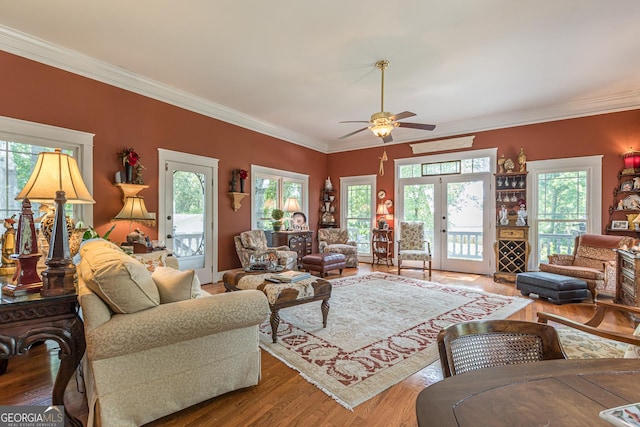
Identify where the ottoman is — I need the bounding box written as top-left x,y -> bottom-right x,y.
223,269 -> 332,343
301,253 -> 347,277
516,271 -> 589,304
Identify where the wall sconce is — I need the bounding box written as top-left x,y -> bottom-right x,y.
113,195 -> 156,228
13,148 -> 94,297
622,148 -> 640,173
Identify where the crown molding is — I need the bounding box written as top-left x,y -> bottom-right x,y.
0,25 -> 330,154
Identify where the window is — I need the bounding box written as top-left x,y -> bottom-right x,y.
0,117 -> 94,224
340,175 -> 376,256
528,156 -> 602,267
251,165 -> 308,230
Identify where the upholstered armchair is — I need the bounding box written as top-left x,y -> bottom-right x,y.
317,228 -> 359,268
539,233 -> 634,300
234,230 -> 298,270
398,221 -> 432,277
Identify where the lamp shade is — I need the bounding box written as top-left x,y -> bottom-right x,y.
283,197 -> 301,213
15,148 -> 94,204
113,195 -> 156,226
376,203 -> 389,216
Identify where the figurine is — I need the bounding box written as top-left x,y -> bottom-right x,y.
126,227 -> 148,245
518,148 -> 527,172
0,215 -> 16,269
516,204 -> 528,226
133,163 -> 145,185
324,176 -> 334,191
497,155 -> 506,174
499,205 -> 509,225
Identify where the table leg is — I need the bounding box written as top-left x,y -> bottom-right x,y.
321,299 -> 330,328
0,358 -> 7,375
270,307 -> 280,343
51,316 -> 85,427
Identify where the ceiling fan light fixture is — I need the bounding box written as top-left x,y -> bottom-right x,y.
370,123 -> 395,138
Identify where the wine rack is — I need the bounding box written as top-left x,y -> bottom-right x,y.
494,226 -> 529,283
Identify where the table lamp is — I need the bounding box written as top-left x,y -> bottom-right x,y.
283,197 -> 301,230
15,148 -> 95,296
112,195 -> 156,228
377,203 -> 389,229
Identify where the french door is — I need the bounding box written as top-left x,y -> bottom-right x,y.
158,149 -> 218,284
399,174 -> 491,274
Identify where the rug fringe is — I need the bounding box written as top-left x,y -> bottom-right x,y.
259,343 -> 355,411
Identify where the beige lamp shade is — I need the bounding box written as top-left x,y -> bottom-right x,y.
113,195 -> 156,226
15,148 -> 95,204
283,197 -> 301,213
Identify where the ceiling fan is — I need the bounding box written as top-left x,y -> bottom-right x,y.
338,59 -> 436,143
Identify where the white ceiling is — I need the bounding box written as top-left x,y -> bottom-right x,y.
1,1 -> 639,153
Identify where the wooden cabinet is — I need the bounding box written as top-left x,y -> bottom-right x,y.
607,169 -> 640,237
372,228 -> 393,267
617,249 -> 640,308
494,226 -> 529,283
494,171 -> 529,283
272,231 -> 313,267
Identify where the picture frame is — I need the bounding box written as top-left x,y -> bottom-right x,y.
611,220 -> 629,230
620,180 -> 633,192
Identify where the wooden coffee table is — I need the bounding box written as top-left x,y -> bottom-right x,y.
223,269 -> 332,343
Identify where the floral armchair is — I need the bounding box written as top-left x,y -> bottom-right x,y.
539,233 -> 634,300
397,221 -> 432,277
318,228 -> 359,268
234,230 -> 298,270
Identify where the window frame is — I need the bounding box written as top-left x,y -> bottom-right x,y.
0,116 -> 94,224
527,155 -> 602,269
250,165 -> 308,230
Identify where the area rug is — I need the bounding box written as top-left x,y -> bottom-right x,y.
258,272 -> 532,410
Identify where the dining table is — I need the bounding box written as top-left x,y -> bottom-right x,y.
416,358 -> 640,427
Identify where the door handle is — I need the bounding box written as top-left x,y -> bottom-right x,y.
166,234 -> 173,239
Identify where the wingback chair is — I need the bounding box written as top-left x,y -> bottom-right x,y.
539,233 -> 634,300
234,230 -> 298,270
317,228 -> 359,268
398,221 -> 432,277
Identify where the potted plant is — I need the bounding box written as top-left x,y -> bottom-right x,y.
271,208 -> 284,231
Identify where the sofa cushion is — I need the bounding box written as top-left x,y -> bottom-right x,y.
79,239 -> 160,314
152,267 -> 201,303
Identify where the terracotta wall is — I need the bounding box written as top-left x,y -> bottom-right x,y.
0,51 -> 327,272
2,50 -> 639,273
329,109 -> 640,232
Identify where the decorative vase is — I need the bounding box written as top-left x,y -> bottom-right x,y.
240,178 -> 245,193
125,162 -> 133,184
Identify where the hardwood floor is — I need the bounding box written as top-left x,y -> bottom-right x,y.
0,265 -> 634,426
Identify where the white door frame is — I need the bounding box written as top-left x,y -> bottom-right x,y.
158,148 -> 219,283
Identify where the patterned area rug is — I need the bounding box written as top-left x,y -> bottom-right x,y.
258,273 -> 532,410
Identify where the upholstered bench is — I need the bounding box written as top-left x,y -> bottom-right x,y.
516,271 -> 589,304
223,269 -> 332,343
301,252 -> 347,277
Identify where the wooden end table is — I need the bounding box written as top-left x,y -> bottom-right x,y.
223,269 -> 331,343
1,282 -> 85,427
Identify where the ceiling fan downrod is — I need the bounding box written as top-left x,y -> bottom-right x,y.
376,59 -> 389,113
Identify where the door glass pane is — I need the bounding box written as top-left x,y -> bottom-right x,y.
447,180 -> 484,260
172,170 -> 205,269
403,184 -> 435,245
537,171 -> 587,263
345,184 -> 372,254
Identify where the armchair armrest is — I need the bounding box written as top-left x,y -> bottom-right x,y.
319,241 -> 327,252
347,240 -> 357,247
86,290 -> 269,361
537,301 -> 640,346
270,245 -> 291,251
548,254 -> 576,265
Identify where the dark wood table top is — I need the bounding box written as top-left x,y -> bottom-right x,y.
416,358 -> 640,427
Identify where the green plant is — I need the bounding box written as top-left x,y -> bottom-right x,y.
82,225 -> 116,241
271,209 -> 284,221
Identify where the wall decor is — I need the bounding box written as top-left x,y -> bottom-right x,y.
611,220 -> 629,230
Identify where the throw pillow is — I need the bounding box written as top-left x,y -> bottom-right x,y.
132,251 -> 168,272
79,239 -> 160,314
151,267 -> 201,303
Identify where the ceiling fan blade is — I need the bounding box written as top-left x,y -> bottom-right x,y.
339,120 -> 370,123
389,111 -> 416,121
397,122 -> 436,131
382,134 -> 393,143
338,127 -> 369,139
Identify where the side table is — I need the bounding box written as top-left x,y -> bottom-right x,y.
372,228 -> 393,267
1,283 -> 85,427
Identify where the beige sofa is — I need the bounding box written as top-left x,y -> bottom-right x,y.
76,239 -> 269,427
